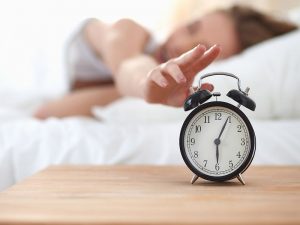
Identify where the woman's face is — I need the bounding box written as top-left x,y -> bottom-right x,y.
160,11 -> 240,61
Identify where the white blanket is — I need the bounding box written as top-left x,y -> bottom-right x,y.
0,110 -> 300,191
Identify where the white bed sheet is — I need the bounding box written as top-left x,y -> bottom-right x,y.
0,104 -> 299,191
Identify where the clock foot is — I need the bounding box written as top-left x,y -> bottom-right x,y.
191,174 -> 199,184
237,173 -> 245,185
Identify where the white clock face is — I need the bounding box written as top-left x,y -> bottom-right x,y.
183,106 -> 251,177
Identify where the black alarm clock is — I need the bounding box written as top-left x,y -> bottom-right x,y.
179,72 -> 256,185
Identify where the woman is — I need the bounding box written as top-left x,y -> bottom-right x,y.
34,5 -> 297,119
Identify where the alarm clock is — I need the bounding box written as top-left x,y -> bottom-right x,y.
179,72 -> 256,185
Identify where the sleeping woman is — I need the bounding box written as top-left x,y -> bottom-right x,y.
34,5 -> 297,119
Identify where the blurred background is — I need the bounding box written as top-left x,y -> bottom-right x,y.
0,0 -> 299,97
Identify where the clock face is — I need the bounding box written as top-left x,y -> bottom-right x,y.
180,101 -> 255,181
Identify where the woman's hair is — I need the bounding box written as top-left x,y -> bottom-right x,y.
224,5 -> 298,50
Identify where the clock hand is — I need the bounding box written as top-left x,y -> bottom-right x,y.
218,116 -> 230,139
214,138 -> 220,164
214,116 -> 229,164
216,144 -> 219,164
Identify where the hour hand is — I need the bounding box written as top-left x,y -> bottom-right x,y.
216,144 -> 219,164
214,138 -> 220,164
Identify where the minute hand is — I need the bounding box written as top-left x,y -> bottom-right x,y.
218,116 -> 230,139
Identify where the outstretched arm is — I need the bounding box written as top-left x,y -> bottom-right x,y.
116,44 -> 221,107
86,19 -> 220,107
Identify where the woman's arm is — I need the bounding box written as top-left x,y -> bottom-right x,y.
98,19 -> 221,106
34,85 -> 120,119
84,18 -> 150,75
116,44 -> 221,107
34,19 -> 151,120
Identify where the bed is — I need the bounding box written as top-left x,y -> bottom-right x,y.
0,30 -> 299,191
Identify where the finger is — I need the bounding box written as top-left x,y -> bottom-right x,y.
190,45 -> 221,75
151,69 -> 169,87
175,44 -> 206,68
188,86 -> 198,95
200,83 -> 214,92
188,83 -> 214,95
162,62 -> 186,84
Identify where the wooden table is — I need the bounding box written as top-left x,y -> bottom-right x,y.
0,166 -> 299,225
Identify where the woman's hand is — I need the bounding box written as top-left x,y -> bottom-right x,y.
142,44 -> 221,107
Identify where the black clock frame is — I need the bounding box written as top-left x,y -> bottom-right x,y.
179,101 -> 256,182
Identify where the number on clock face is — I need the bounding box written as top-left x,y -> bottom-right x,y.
184,106 -> 251,177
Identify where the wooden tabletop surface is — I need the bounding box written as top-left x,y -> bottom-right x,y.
0,165 -> 299,225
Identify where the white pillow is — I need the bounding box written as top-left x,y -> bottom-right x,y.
287,7 -> 300,26
197,30 -> 300,120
